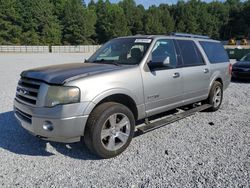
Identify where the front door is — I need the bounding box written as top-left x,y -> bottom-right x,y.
142,39 -> 184,117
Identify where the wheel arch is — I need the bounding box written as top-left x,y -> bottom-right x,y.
214,77 -> 223,86
209,76 -> 224,92
84,89 -> 141,121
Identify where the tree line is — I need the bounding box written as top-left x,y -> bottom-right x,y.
0,0 -> 249,45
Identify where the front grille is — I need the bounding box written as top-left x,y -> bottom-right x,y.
14,107 -> 32,124
16,78 -> 41,106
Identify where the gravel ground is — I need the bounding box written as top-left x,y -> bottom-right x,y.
0,53 -> 249,187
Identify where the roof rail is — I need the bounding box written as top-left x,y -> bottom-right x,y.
171,32 -> 210,39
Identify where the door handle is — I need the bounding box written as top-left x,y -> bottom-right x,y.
173,72 -> 180,78
204,68 -> 209,73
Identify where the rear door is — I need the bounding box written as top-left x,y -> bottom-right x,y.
175,39 -> 210,103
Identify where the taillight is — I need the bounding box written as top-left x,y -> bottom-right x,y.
229,63 -> 232,75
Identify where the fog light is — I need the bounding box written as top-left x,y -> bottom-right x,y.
43,121 -> 54,131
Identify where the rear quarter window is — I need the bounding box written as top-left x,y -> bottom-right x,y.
199,41 -> 229,64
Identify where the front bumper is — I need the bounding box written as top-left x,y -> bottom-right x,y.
14,99 -> 91,143
232,70 -> 250,79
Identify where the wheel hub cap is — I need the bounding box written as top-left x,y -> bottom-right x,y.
111,129 -> 116,135
213,86 -> 222,108
101,113 -> 131,151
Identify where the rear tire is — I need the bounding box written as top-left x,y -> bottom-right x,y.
204,81 -> 223,112
84,102 -> 135,159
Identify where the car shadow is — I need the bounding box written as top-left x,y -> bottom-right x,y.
0,111 -> 98,160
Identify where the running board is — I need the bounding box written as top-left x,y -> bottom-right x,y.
137,104 -> 212,134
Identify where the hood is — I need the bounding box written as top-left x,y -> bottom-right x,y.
21,63 -> 123,85
233,61 -> 250,68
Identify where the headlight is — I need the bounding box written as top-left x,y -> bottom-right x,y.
45,86 -> 80,107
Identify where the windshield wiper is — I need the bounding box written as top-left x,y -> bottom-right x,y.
107,61 -> 121,66
92,59 -> 121,66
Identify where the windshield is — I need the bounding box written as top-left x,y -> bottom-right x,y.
240,53 -> 250,61
87,38 -> 152,65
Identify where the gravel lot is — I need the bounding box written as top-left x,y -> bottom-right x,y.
0,53 -> 249,187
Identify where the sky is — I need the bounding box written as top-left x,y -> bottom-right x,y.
84,0 -> 221,8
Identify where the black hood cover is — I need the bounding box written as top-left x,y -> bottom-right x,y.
21,63 -> 121,85
233,61 -> 250,68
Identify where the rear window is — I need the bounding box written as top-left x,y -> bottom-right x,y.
199,41 -> 229,63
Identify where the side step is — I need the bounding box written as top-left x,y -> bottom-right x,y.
137,104 -> 212,134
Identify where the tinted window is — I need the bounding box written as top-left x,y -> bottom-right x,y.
241,53 -> 250,61
199,41 -> 229,63
151,39 -> 177,68
176,40 -> 204,66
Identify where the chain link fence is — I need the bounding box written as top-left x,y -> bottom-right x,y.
0,45 -> 101,53
51,45 -> 101,53
0,46 -> 49,53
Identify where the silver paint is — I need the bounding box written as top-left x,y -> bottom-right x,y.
14,35 -> 231,143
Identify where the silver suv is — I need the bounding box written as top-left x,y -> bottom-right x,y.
14,33 -> 231,158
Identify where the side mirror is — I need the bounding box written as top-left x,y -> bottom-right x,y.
163,57 -> 170,66
148,57 -> 171,70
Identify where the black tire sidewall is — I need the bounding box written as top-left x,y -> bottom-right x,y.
208,81 -> 223,111
86,103 -> 135,158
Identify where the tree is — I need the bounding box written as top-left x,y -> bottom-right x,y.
172,1 -> 199,33
17,0 -> 61,45
0,0 -> 21,44
243,1 -> 250,38
95,0 -> 129,43
105,3 -> 129,40
143,6 -> 166,34
207,1 -> 230,39
62,0 -> 96,44
119,0 -> 144,35
50,0 -> 68,19
159,4 -> 175,34
0,0 -> 249,44
224,0 -> 244,39
88,0 -> 96,10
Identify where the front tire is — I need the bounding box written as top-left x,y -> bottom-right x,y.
84,102 -> 135,159
205,81 -> 223,112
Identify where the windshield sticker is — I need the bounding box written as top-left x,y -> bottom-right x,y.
135,39 -> 152,43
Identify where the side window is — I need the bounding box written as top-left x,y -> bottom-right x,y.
199,41 -> 229,63
176,40 -> 204,66
151,39 -> 177,68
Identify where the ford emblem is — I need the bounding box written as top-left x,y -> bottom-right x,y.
18,88 -> 29,95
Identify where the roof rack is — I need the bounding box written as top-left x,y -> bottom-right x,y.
171,32 -> 210,39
